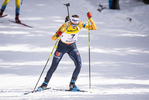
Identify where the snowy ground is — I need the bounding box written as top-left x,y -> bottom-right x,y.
0,0 -> 149,100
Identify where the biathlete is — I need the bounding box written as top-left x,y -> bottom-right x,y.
0,0 -> 21,23
38,11 -> 97,91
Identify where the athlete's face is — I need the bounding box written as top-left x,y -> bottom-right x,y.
71,22 -> 78,29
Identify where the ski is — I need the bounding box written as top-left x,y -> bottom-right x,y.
8,20 -> 33,28
0,14 -> 8,18
24,88 -> 50,95
24,88 -> 88,95
52,88 -> 88,92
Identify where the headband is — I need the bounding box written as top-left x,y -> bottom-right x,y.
70,17 -> 79,24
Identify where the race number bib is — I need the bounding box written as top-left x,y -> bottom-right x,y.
61,33 -> 79,44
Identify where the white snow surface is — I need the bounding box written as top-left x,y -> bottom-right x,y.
0,0 -> 149,100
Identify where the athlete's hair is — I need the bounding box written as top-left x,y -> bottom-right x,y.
72,15 -> 79,18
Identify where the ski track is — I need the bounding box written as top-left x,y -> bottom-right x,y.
0,0 -> 149,100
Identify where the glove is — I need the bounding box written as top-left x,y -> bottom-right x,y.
65,16 -> 70,23
52,35 -> 57,41
87,11 -> 92,19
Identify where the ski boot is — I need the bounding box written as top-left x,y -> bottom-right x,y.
0,9 -> 3,17
69,77 -> 80,92
15,15 -> 21,23
37,79 -> 49,91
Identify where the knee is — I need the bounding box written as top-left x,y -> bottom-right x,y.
77,61 -> 82,69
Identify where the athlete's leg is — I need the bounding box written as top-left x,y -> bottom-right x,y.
15,0 -> 21,23
45,50 -> 64,81
45,41 -> 68,81
68,49 -> 82,79
39,41 -> 67,90
68,48 -> 82,90
15,0 -> 20,16
0,0 -> 9,15
38,50 -> 64,90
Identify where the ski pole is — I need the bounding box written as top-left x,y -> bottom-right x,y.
21,0 -> 23,5
32,37 -> 60,93
88,10 -> 91,92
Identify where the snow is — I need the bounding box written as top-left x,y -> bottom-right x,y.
0,0 -> 149,99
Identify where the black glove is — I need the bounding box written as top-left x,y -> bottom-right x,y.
65,16 -> 70,23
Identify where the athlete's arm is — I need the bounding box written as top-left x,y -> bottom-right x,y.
79,12 -> 97,30
52,23 -> 67,41
84,18 -> 97,30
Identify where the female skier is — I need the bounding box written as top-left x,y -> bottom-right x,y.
0,0 -> 21,23
38,11 -> 97,91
